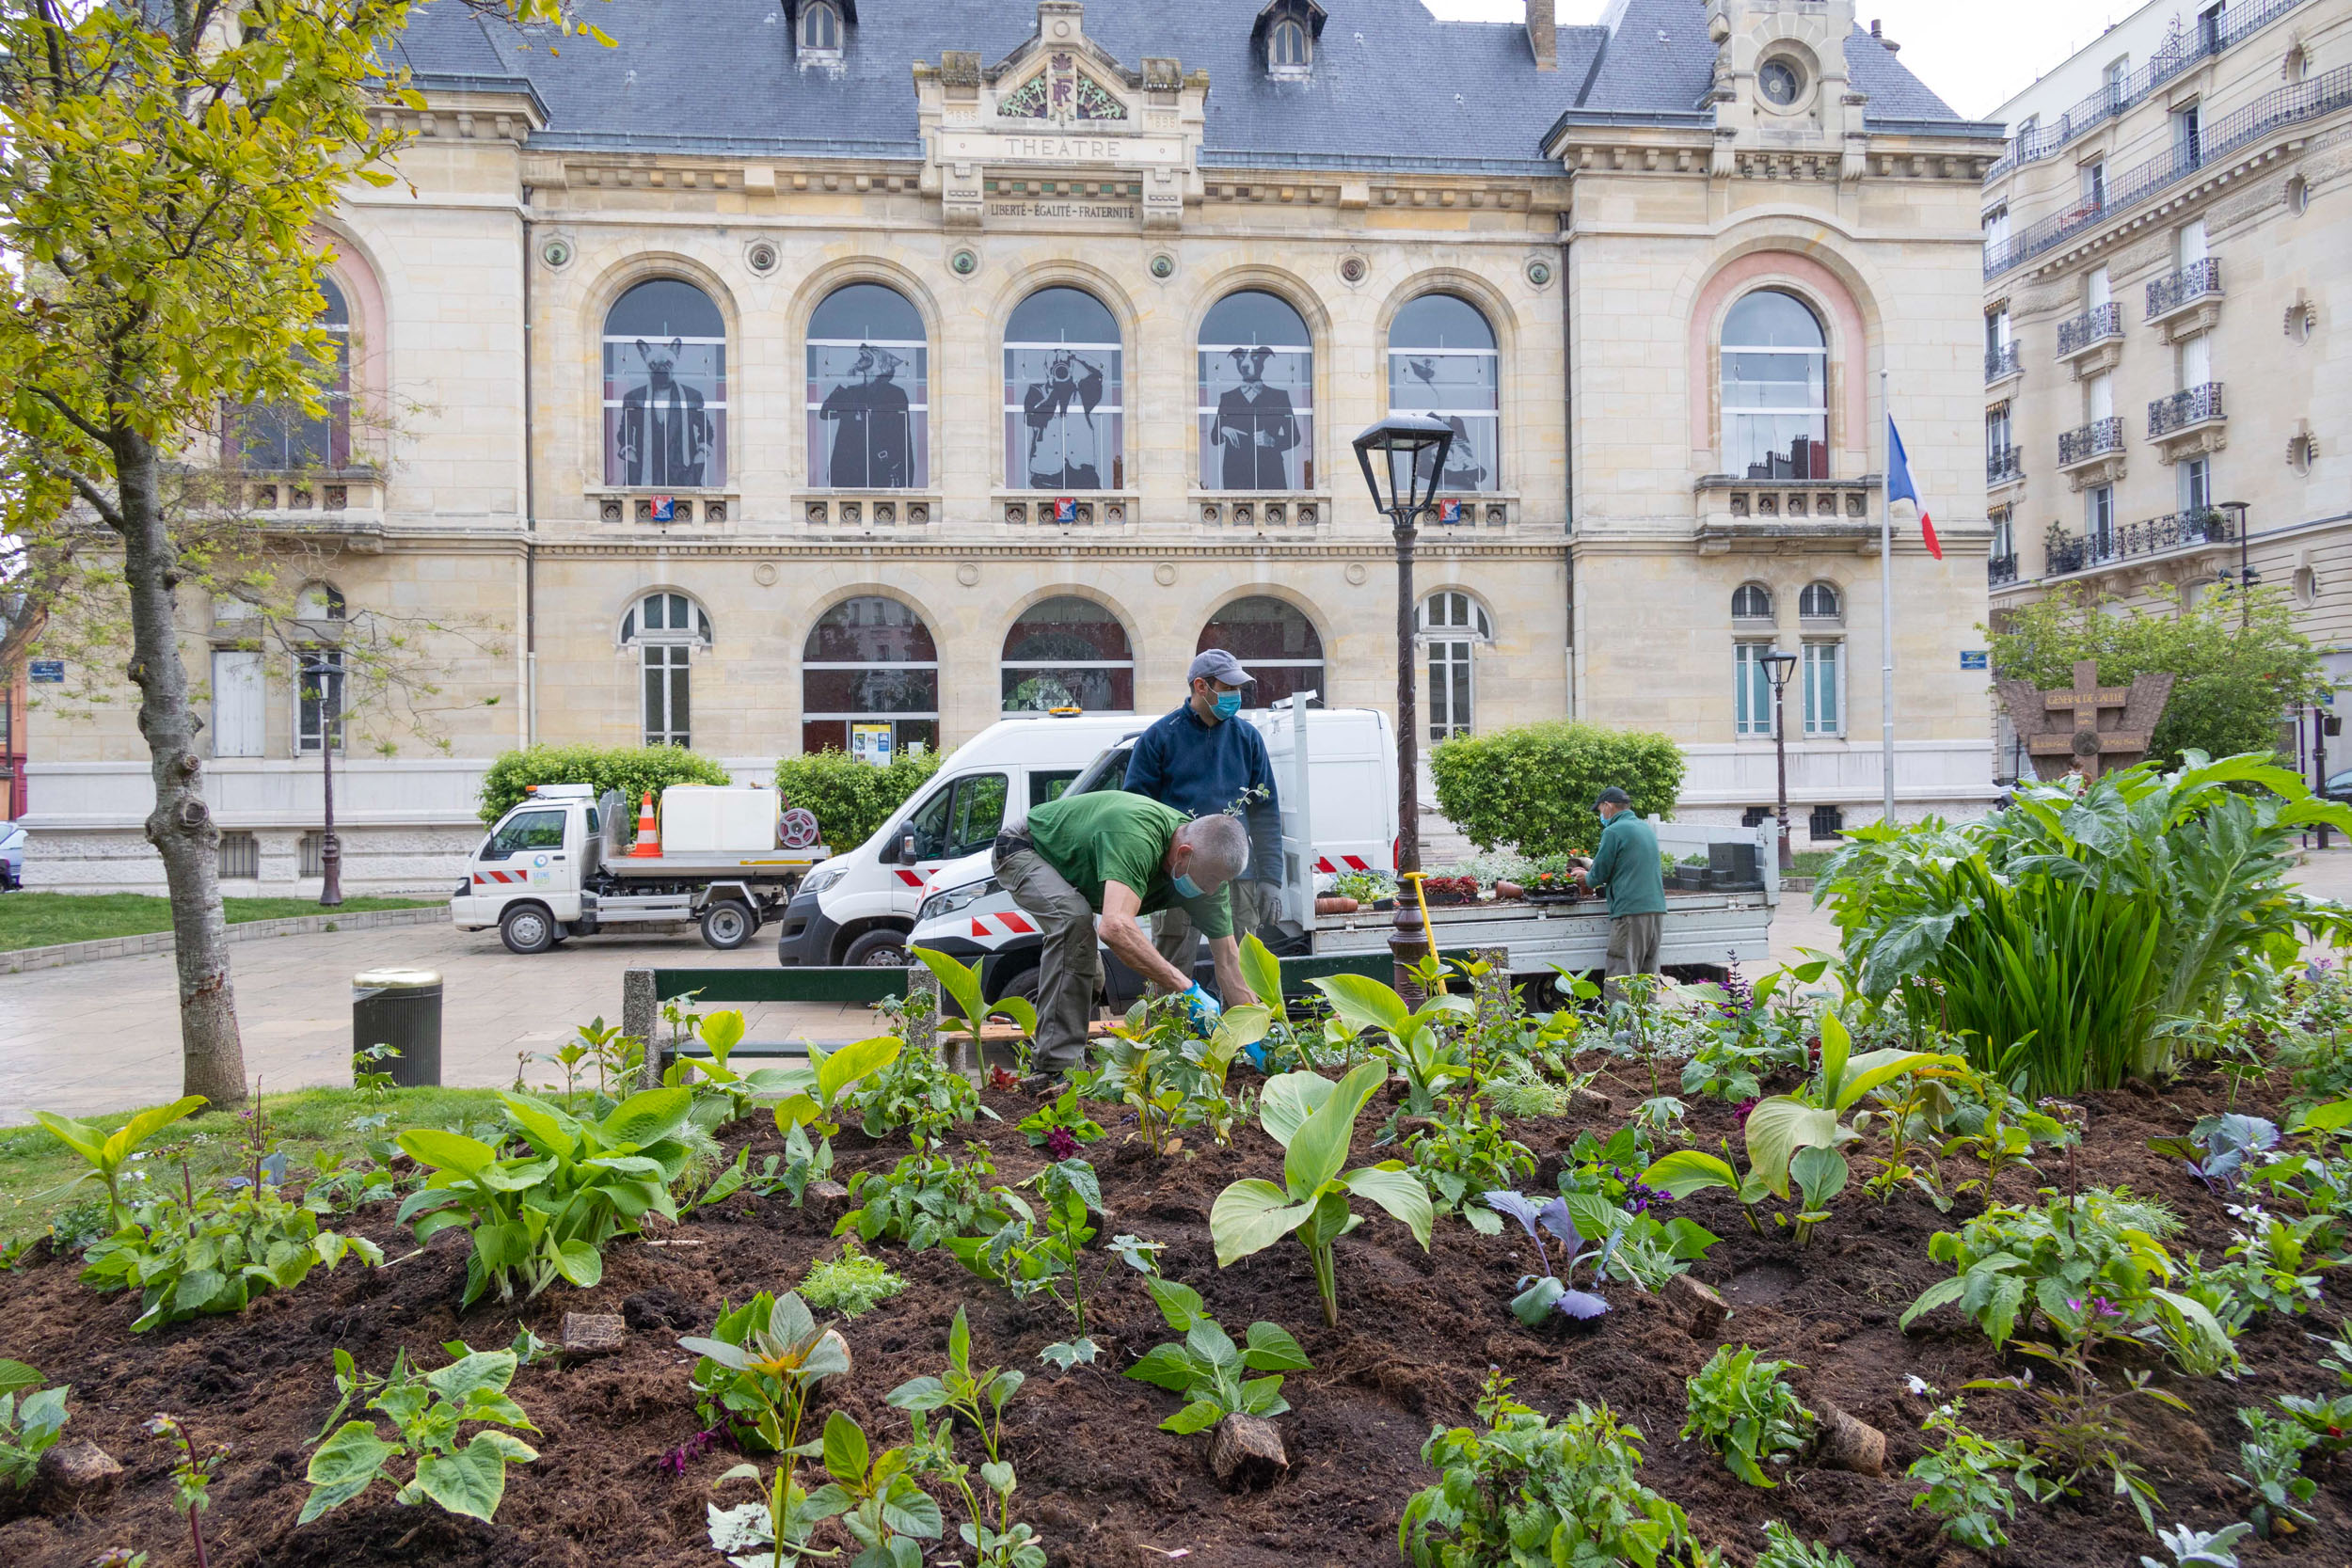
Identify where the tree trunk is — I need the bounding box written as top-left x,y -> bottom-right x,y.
112,424 -> 247,1107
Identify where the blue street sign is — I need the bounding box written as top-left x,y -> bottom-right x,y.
29,659 -> 64,683
1960,650 -> 1989,671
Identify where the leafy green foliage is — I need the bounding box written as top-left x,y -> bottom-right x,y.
1405,1096 -> 1534,1233
1987,582 -> 2328,769
772,748 -> 945,854
477,744 -> 733,827
1755,1522 -> 1855,1568
1679,1345 -> 1814,1488
838,1143 -> 1021,1252
1430,721 -> 1687,860
1086,997 -> 1269,1153
1209,1061 -> 1434,1328
1739,1009 -> 1960,1202
797,1244 -> 909,1320
1311,972 -> 1474,1116
888,1307 -> 1048,1568
397,1087 -> 696,1307
2229,1408 -> 2318,1539
301,1345 -> 539,1524
1965,1337 -> 2187,1533
0,1375 -> 69,1490
1122,1276 -> 1311,1436
2139,1521 -> 2252,1568
1400,1370 -> 1709,1568
1820,754 -> 2352,1098
1015,1086 -> 1104,1148
848,1030 -> 989,1146
760,1034 -> 904,1207
33,1098 -> 207,1226
948,1160 -> 1101,1362
1905,1387 -> 2038,1553
690,1292 -> 859,1562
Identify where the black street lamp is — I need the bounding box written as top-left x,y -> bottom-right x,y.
301,652 -> 344,908
1352,415 -> 1454,879
1761,647 -> 1800,872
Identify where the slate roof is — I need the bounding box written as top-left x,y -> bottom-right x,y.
392,0 -> 1992,167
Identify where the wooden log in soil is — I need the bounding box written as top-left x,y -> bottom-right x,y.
1811,1402 -> 1885,1477
562,1311 -> 628,1357
1208,1414 -> 1289,1491
33,1439 -> 123,1516
1661,1273 -> 1728,1340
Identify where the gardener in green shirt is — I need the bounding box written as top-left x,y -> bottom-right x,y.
1569,786 -> 1667,983
993,790 -> 1259,1084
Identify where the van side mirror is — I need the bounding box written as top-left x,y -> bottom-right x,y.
899,834 -> 919,864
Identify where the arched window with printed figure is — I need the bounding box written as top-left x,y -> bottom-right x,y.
1198,597 -> 1325,710
622,592 -> 713,749
1722,289 -> 1829,481
1388,293 -> 1499,492
801,595 -> 939,758
807,283 -> 928,489
1005,288 -> 1123,491
226,276 -> 351,470
1419,591 -> 1492,741
603,278 -> 727,488
1199,291 -> 1312,491
1001,597 -> 1134,713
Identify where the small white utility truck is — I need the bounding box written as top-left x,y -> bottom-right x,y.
453,784 -> 828,954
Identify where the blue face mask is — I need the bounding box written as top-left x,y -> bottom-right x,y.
1171,872 -> 1205,900
1212,690 -> 1244,721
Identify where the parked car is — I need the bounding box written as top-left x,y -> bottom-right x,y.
0,820 -> 24,890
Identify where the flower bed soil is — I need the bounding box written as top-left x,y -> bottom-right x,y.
2,1062 -> 2347,1568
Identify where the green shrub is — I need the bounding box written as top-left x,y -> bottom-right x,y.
476,744 -> 733,827
798,1244 -> 909,1318
1430,721 -> 1684,860
773,748 -> 945,854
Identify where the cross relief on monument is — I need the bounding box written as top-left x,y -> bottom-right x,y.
1995,659 -> 2178,782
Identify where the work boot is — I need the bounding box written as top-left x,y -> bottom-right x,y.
1017,1069 -> 1070,1098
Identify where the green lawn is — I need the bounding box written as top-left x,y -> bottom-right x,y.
0,892 -> 435,952
0,1085 -> 510,1246
1788,849 -> 1841,879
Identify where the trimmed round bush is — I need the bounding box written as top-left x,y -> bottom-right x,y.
477,745 -> 734,827
1430,721 -> 1684,860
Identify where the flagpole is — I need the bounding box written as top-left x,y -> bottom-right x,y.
1880,367 -> 1897,825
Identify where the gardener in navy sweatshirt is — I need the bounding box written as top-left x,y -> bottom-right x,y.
1123,648 -> 1283,985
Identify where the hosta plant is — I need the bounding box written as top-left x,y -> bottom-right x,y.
1210,1061 -> 1434,1328
1405,1095 -> 1534,1233
302,1345 -> 539,1524
1680,1344 -> 1814,1488
398,1087 -> 696,1307
1122,1275 -> 1311,1435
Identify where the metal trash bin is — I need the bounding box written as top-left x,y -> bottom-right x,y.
353,968 -> 443,1087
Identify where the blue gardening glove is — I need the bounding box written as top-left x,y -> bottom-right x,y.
1239,1037 -> 1270,1073
1180,982 -> 1222,1034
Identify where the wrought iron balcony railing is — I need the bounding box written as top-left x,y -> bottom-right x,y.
2146,257 -> 2222,319
1986,445 -> 2023,484
1985,342 -> 2022,383
2057,302 -> 2123,356
1989,553 -> 2020,587
2149,383 -> 2225,437
2045,508 -> 2238,577
2058,417 -> 2124,467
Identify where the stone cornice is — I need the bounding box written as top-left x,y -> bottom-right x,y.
520,537 -> 1570,562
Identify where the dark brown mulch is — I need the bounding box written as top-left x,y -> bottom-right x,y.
1,1061 -> 2346,1568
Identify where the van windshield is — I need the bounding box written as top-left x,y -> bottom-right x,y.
485,809 -> 565,860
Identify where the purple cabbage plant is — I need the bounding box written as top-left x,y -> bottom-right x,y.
1484,1189 -> 1613,1326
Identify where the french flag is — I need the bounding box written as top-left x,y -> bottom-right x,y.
1886,416 -> 1943,561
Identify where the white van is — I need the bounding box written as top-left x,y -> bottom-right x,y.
773,712 -> 1148,969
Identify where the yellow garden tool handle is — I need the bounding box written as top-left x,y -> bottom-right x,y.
1400,871 -> 1440,982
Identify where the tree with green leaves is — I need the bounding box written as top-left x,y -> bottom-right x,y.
1986,584 -> 2327,771
0,0 -> 605,1103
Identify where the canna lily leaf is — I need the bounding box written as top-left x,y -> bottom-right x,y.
1341,1164 -> 1434,1249
816,1035 -> 901,1105
1282,1061 -> 1386,1199
1743,1098 -> 1845,1198
1258,1069 -> 1338,1148
1308,973 -> 1415,1038
1238,934 -> 1287,1026
1638,1149 -> 1741,1199
911,947 -> 989,1026
1209,1179 -> 1315,1266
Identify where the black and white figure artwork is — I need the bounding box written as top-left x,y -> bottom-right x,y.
1387,293 -> 1500,492
603,278 -> 726,488
807,283 -> 929,488
1198,289 -> 1312,491
1004,287 -> 1123,491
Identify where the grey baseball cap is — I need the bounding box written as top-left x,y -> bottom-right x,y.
1188,649 -> 1254,687
1596,786 -> 1632,806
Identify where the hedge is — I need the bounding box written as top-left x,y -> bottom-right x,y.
476,745 -> 735,828
1430,721 -> 1685,860
773,748 -> 945,855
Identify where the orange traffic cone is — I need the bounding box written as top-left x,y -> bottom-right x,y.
629,791 -> 663,858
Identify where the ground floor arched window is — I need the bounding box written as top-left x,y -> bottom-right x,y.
1001,596 -> 1133,712
1198,596 -> 1324,709
801,594 -> 938,758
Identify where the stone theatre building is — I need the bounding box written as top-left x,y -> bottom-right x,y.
26,0 -> 2006,893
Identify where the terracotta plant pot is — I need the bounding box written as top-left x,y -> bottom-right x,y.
1314,895 -> 1359,915
1493,879 -> 1525,901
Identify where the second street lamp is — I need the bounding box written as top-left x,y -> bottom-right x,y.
1761,647 -> 1799,873
1351,414 -> 1454,880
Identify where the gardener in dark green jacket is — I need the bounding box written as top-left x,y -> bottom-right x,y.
1570,786 -> 1667,982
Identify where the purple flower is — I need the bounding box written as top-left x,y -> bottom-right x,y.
1045,1126 -> 1079,1161
1733,1098 -> 1759,1130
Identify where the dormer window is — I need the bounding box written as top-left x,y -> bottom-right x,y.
1254,0 -> 1325,80
793,0 -> 845,60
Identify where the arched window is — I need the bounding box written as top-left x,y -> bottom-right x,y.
798,0 -> 841,54
1270,18 -> 1311,70
1199,597 -> 1324,709
801,595 -> 939,758
603,278 -> 727,489
622,592 -> 714,749
1419,591 -> 1491,741
295,582 -> 347,622
1388,294 -> 1499,491
1199,291 -> 1312,491
226,276 -> 351,470
1005,288 -> 1123,491
1001,597 -> 1133,712
1798,580 -> 1842,620
1722,289 -> 1828,480
1731,583 -> 1773,620
807,283 -> 928,489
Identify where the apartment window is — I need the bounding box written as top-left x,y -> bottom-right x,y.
1269,17 -> 1311,71
1734,641 -> 1776,736
1422,591 -> 1492,741
2103,55 -> 2130,108
1987,404 -> 2012,459
296,650 -> 343,755
2087,267 -> 2112,310
2182,456 -> 2213,515
621,592 -> 712,749
212,648 -> 265,758
1798,581 -> 1843,621
798,0 -> 841,55
2177,218 -> 2207,267
1985,307 -> 2010,357
2089,484 -> 2117,555
2089,370 -> 2115,424
2172,103 -> 2202,168
216,832 -> 259,881
2082,160 -> 2106,211
2199,3 -> 2224,54
1982,204 -> 2010,258
1731,583 -> 1773,620
1802,642 -> 1842,736
1991,506 -> 2015,561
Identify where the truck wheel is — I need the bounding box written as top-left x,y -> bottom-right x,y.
500,904 -> 556,955
842,927 -> 912,968
700,902 -> 756,951
995,960 -> 1042,1011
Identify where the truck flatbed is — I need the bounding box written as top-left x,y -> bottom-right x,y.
601,852 -> 827,879
1311,884 -> 1775,974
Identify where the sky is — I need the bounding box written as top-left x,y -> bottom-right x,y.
1423,0 -> 2153,120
